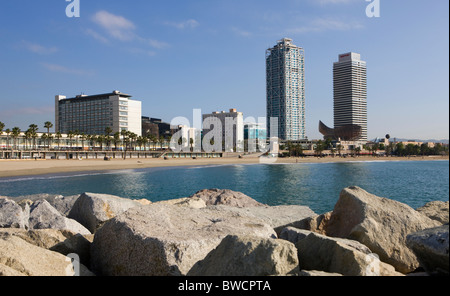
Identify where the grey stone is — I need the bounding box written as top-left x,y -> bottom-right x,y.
279,227 -> 312,244
325,186 -> 441,273
189,188 -> 265,208
0,234 -> 76,276
188,235 -> 299,276
0,198 -> 29,229
29,200 -> 91,235
296,232 -> 402,276
90,203 -> 276,276
416,201 -> 449,225
209,204 -> 316,236
68,192 -> 141,233
406,225 -> 449,275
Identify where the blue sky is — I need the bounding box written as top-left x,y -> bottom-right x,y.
0,0 -> 448,140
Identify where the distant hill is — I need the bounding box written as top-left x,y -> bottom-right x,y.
388,138 -> 449,144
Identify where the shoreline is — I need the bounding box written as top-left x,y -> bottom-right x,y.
0,155 -> 448,178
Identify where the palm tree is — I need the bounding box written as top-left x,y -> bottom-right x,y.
68,131 -> 74,148
189,137 -> 194,152
0,122 -> 4,149
0,121 -> 5,138
337,144 -> 343,157
28,124 -> 38,149
44,121 -> 53,148
11,127 -> 21,150
5,128 -> 11,149
80,133 -> 87,150
24,129 -> 32,150
55,132 -> 62,149
113,132 -> 121,151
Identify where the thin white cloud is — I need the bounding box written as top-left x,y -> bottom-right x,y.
147,39 -> 170,49
41,63 -> 94,76
287,17 -> 364,34
85,29 -> 110,44
21,41 -> 58,55
92,10 -> 136,41
231,27 -> 252,37
88,10 -> 169,51
164,19 -> 199,30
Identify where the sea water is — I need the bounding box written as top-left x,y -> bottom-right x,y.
0,160 -> 448,214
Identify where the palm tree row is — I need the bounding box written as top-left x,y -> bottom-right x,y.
1,121 -> 168,152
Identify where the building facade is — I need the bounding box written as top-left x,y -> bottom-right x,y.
266,38 -> 306,141
55,91 -> 142,136
202,109 -> 244,152
333,53 -> 367,142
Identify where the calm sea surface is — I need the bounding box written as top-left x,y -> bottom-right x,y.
0,160 -> 448,214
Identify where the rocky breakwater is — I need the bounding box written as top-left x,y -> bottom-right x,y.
0,187 -> 448,276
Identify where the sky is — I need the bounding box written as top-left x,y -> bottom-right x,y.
0,0 -> 448,140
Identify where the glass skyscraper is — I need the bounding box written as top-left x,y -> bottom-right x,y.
266,38 -> 306,141
333,52 -> 368,142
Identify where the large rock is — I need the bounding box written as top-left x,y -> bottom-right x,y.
189,189 -> 265,208
279,227 -> 312,245
188,235 -> 299,276
91,204 -> 276,276
29,200 -> 91,235
210,205 -> 316,236
416,201 -> 449,224
154,197 -> 206,209
406,225 -> 449,275
0,198 -> 29,229
0,228 -> 74,249
0,234 -> 76,276
325,186 -> 441,273
68,193 -> 141,233
293,212 -> 332,235
296,232 -> 402,276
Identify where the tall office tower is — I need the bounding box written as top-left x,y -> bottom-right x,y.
202,109 -> 244,152
266,38 -> 306,141
55,90 -> 142,136
333,52 -> 367,142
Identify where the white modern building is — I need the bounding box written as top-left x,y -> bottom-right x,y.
266,38 -> 306,141
333,53 -> 368,142
202,109 -> 244,152
55,90 -> 142,136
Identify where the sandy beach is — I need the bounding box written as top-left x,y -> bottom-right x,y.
0,155 -> 448,178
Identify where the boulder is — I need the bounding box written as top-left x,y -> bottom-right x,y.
48,195 -> 80,217
189,189 -> 265,208
50,233 -> 94,267
298,270 -> 342,276
293,212 -> 332,235
29,200 -> 91,235
0,234 -> 76,276
416,201 -> 449,224
296,232 -> 402,276
0,228 -> 74,249
91,204 -> 276,276
0,198 -> 29,229
210,205 -> 316,236
279,227 -> 312,244
325,186 -> 441,273
188,235 -> 299,276
68,193 -> 141,233
406,225 -> 449,275
154,197 -> 206,209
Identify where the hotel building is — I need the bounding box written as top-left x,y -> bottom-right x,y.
333,52 -> 368,142
55,90 -> 142,136
266,38 -> 306,141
